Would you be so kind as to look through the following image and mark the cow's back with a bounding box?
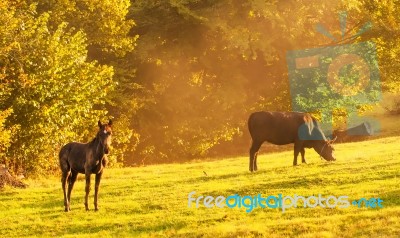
[248,111,310,145]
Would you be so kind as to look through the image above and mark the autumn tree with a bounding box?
[0,1,115,174]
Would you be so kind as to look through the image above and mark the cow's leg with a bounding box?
[94,172,103,211]
[67,171,78,210]
[84,172,91,211]
[61,170,71,212]
[293,141,302,166]
[249,141,262,172]
[300,147,307,164]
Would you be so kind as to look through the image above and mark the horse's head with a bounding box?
[318,137,337,161]
[97,120,112,154]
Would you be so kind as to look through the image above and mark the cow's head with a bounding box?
[318,137,337,161]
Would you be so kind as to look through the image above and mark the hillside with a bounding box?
[0,136,399,237]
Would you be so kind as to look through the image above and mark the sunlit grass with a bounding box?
[0,136,399,237]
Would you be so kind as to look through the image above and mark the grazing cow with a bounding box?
[248,111,336,172]
[59,120,112,212]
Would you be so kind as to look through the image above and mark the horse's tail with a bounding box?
[59,143,72,172]
[247,112,257,140]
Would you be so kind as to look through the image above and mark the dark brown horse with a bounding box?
[59,120,112,212]
[248,112,336,172]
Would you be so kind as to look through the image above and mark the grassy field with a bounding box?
[0,136,400,237]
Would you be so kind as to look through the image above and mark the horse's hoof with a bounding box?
[95,208,99,212]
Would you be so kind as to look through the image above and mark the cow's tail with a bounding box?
[59,143,72,172]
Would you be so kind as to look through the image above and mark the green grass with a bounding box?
[1,136,400,237]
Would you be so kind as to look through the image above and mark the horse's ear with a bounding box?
[108,119,112,127]
[327,136,337,144]
[98,120,102,128]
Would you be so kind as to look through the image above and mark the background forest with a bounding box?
[1,0,399,175]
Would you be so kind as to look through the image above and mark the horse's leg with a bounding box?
[300,147,307,164]
[94,172,103,211]
[249,141,262,172]
[61,171,71,212]
[293,141,302,166]
[254,151,259,172]
[67,171,78,210]
[84,172,91,211]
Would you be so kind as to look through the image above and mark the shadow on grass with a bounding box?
[41,220,188,236]
[183,157,400,192]
[196,169,399,197]
[183,164,294,184]
[379,189,400,207]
